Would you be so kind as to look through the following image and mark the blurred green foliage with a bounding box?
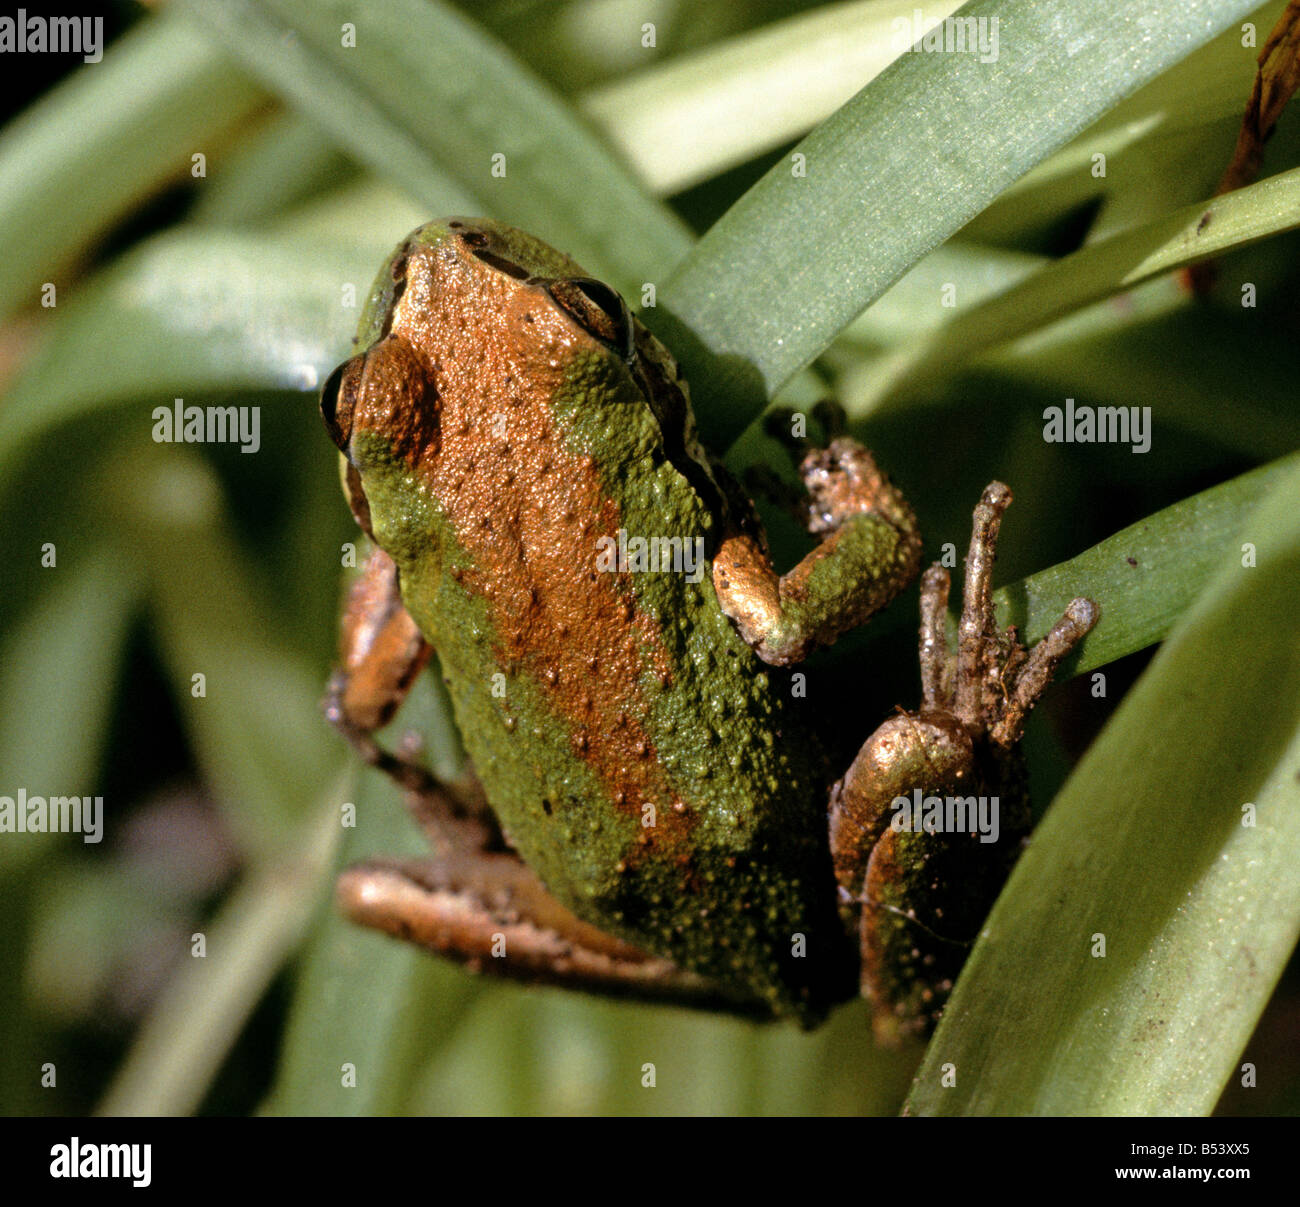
[0,0,1297,1116]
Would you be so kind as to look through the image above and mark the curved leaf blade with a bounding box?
[174,0,692,295]
[852,164,1300,412]
[0,13,267,322]
[655,0,1264,448]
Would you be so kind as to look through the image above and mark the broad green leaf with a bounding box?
[173,0,693,296]
[655,0,1264,449]
[581,0,966,195]
[907,459,1300,1115]
[834,241,1044,348]
[970,3,1283,243]
[0,12,268,323]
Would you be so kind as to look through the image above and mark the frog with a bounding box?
[318,217,1099,1038]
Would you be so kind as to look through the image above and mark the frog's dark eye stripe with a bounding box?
[468,245,531,279]
[543,277,634,360]
[321,354,365,454]
[379,240,412,340]
[451,222,532,277]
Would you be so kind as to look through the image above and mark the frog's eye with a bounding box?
[321,354,365,453]
[544,277,634,360]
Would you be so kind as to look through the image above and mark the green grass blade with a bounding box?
[994,452,1300,676]
[0,227,393,488]
[581,0,966,195]
[190,112,359,226]
[907,458,1300,1115]
[97,792,342,1116]
[0,12,267,323]
[104,444,338,850]
[969,4,1281,243]
[654,0,1264,449]
[174,0,692,295]
[261,763,482,1117]
[853,165,1300,411]
[0,552,139,873]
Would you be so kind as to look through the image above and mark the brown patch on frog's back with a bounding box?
[386,242,698,869]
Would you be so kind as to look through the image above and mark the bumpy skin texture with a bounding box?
[323,221,1097,1036]
[323,219,882,1022]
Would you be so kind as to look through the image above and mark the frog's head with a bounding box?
[320,218,719,561]
[319,218,639,542]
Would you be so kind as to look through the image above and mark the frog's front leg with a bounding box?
[326,546,438,792]
[828,483,1099,1042]
[326,547,774,1015]
[713,436,923,665]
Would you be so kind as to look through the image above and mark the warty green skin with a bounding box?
[339,220,858,1022]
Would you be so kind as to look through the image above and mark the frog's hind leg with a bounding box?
[339,853,775,1015]
[830,481,1100,1041]
[337,847,773,1016]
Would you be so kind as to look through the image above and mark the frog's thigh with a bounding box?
[713,438,921,665]
[338,850,773,1016]
[857,829,945,1043]
[861,825,983,1043]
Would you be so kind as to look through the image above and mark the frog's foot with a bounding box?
[920,482,1099,748]
[745,402,849,522]
[714,425,922,665]
[828,482,1098,1041]
[337,848,773,1017]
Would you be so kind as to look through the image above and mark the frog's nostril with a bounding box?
[321,355,364,452]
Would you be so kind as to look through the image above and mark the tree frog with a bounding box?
[320,218,1098,1039]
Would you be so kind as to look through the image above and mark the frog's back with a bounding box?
[342,219,853,1020]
